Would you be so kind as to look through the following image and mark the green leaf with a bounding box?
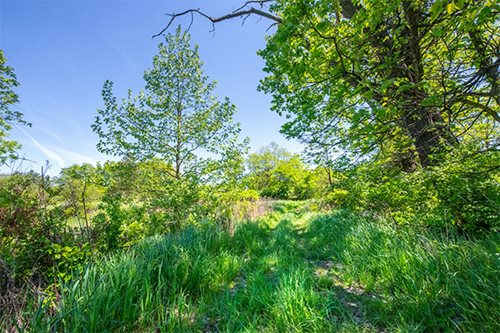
[446,2,455,15]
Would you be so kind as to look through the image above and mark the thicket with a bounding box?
[324,144,499,232]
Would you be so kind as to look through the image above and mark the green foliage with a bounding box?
[99,158,143,200]
[92,26,244,179]
[148,175,204,229]
[258,0,499,168]
[0,50,30,164]
[0,171,88,293]
[324,188,349,208]
[247,143,318,200]
[56,163,104,221]
[46,243,91,282]
[10,203,498,332]
[92,27,248,229]
[328,144,499,231]
[91,193,129,252]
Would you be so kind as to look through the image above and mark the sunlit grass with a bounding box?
[7,202,499,332]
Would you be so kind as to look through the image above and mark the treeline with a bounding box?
[2,133,498,308]
[0,144,325,299]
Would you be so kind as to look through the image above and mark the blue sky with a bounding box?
[0,0,303,175]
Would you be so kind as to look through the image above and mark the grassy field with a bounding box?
[9,201,499,332]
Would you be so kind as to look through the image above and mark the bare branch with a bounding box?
[233,0,275,13]
[454,97,500,123]
[153,7,282,38]
[266,22,279,32]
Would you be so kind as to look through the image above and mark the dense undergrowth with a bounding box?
[5,201,498,332]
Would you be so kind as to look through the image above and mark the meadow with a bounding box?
[8,201,498,332]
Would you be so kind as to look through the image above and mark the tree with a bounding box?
[259,0,499,168]
[247,142,292,191]
[0,50,29,164]
[92,27,246,227]
[161,0,499,168]
[57,163,104,232]
[246,143,314,199]
[93,27,243,179]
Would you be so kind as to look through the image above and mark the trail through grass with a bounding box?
[9,201,500,332]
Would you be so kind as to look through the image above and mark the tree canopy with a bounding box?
[257,0,499,168]
[163,0,499,169]
[92,27,245,180]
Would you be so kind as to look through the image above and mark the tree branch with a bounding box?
[153,7,282,38]
[454,97,500,123]
[233,0,275,13]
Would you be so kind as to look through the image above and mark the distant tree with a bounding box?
[247,143,314,199]
[57,163,103,222]
[92,27,243,180]
[99,157,142,200]
[0,50,30,164]
[247,142,292,191]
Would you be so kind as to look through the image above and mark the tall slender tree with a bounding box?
[93,27,244,179]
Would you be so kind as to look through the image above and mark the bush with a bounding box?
[0,172,91,308]
[328,147,499,232]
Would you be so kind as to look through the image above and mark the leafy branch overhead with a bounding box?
[160,0,499,168]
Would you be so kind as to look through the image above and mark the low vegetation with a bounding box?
[5,202,498,332]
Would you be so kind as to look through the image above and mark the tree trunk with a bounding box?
[175,104,182,179]
[401,93,443,167]
[398,2,455,167]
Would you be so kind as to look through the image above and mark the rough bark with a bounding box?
[397,2,452,166]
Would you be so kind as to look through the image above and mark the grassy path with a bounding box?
[15,201,500,332]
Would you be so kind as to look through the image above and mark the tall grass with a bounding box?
[5,202,499,332]
[303,211,500,332]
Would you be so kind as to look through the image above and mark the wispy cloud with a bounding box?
[18,127,66,168]
[48,146,100,166]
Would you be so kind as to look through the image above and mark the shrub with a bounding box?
[328,147,499,232]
